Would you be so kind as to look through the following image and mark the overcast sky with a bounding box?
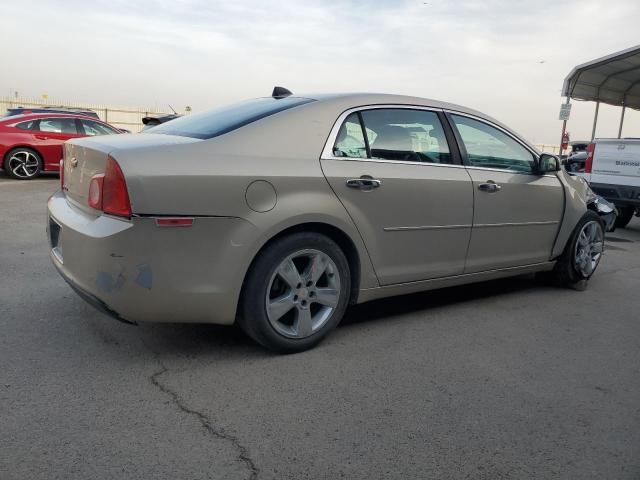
[2,0,639,144]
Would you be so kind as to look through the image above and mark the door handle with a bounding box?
[35,134,48,140]
[478,181,501,193]
[346,176,381,191]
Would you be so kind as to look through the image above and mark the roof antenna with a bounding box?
[272,86,292,99]
[168,104,177,114]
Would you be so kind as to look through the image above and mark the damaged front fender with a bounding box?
[587,195,618,232]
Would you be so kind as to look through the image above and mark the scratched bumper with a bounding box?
[47,190,256,325]
[58,271,136,325]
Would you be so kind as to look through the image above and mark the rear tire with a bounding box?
[4,148,42,180]
[552,211,605,289]
[238,232,351,353]
[614,206,635,229]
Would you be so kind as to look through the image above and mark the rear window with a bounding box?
[146,97,315,139]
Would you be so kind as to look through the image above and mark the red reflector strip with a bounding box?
[59,159,64,190]
[155,217,194,227]
[585,143,595,174]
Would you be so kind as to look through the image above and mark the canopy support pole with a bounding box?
[591,101,600,141]
[618,105,626,138]
[559,97,570,155]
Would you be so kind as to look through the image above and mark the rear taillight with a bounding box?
[87,156,131,218]
[585,143,595,174]
[103,156,131,217]
[88,174,104,209]
[59,159,64,189]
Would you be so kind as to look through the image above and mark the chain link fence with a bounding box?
[534,144,562,154]
[0,96,176,132]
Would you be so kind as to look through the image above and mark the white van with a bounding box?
[585,138,640,228]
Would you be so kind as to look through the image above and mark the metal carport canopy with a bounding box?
[562,44,640,109]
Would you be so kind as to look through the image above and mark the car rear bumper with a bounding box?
[590,182,640,208]
[57,269,136,325]
[47,190,257,325]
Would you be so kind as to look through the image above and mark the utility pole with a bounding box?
[558,97,571,156]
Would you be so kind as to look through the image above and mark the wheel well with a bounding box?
[244,222,361,305]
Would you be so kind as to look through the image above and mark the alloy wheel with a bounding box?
[8,151,40,178]
[265,249,341,339]
[574,220,604,277]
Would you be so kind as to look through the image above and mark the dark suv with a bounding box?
[3,107,99,119]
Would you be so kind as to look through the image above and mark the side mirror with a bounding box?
[538,153,559,173]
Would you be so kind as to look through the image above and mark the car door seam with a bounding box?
[550,173,568,260]
[318,158,382,286]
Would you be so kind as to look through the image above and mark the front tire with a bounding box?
[552,211,605,288]
[238,232,351,353]
[4,148,42,180]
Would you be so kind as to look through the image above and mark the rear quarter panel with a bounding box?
[0,130,44,169]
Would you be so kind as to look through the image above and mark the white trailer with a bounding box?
[585,138,640,227]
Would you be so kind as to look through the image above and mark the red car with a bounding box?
[0,113,122,180]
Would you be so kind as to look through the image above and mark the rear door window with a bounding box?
[333,108,452,164]
[38,118,79,134]
[362,109,452,163]
[451,115,535,173]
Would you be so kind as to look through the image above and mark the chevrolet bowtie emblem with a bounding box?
[70,157,78,168]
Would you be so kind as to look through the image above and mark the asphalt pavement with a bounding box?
[1,175,639,480]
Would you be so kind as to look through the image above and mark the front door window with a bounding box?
[451,115,535,173]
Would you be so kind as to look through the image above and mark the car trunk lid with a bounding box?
[62,134,199,214]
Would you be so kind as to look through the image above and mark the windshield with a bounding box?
[145,97,315,139]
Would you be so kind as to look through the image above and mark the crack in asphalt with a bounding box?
[146,350,259,480]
